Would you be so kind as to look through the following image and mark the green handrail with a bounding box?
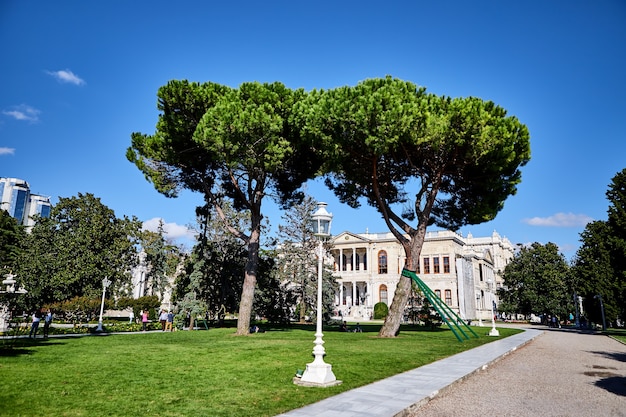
[402,269,478,342]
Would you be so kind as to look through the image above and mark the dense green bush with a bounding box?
[103,321,162,332]
[374,302,389,319]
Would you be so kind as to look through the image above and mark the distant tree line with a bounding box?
[0,191,335,328]
[498,168,626,327]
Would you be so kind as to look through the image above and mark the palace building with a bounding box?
[328,229,514,322]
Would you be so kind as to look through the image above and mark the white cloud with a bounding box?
[142,217,197,242]
[0,147,15,155]
[46,69,85,86]
[2,105,40,122]
[523,212,593,227]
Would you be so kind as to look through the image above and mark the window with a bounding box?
[433,257,440,274]
[423,257,430,274]
[14,189,28,224]
[479,264,483,281]
[40,204,51,218]
[379,284,388,304]
[445,289,452,306]
[378,250,388,274]
[435,289,441,299]
[355,253,360,270]
[443,256,450,273]
[363,252,367,271]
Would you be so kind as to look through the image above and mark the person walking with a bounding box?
[141,310,149,331]
[29,311,41,338]
[165,311,174,332]
[43,309,53,338]
[159,310,168,331]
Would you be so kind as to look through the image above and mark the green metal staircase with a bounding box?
[402,268,478,342]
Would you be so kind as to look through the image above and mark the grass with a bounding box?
[606,328,626,344]
[0,323,521,417]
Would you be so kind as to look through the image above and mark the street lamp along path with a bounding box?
[294,202,342,387]
[96,277,112,332]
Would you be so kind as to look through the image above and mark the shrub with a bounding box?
[373,302,389,319]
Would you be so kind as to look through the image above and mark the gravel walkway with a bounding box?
[407,327,626,417]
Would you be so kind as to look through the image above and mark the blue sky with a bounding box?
[1,1,625,260]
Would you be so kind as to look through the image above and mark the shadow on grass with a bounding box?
[0,338,67,357]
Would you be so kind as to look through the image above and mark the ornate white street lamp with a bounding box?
[96,277,112,332]
[489,299,500,337]
[296,202,341,387]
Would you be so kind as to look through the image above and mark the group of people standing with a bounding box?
[136,309,173,331]
[29,309,53,338]
[158,310,175,331]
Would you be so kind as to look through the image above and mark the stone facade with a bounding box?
[329,230,514,322]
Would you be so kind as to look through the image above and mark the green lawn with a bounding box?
[606,328,626,344]
[0,324,520,417]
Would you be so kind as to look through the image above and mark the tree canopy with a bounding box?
[572,168,626,325]
[0,208,25,272]
[13,193,141,311]
[498,242,572,319]
[299,76,530,336]
[128,81,322,334]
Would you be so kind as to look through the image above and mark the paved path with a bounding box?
[277,327,626,417]
[408,328,626,417]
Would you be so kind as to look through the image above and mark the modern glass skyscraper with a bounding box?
[0,177,52,227]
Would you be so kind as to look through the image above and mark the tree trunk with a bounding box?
[299,296,306,323]
[235,227,260,335]
[378,223,428,337]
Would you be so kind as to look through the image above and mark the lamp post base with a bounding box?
[294,362,342,387]
[488,327,500,337]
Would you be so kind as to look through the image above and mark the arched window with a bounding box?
[379,284,388,305]
[378,250,388,274]
[444,289,452,306]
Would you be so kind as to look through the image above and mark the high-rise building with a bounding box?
[0,177,52,228]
